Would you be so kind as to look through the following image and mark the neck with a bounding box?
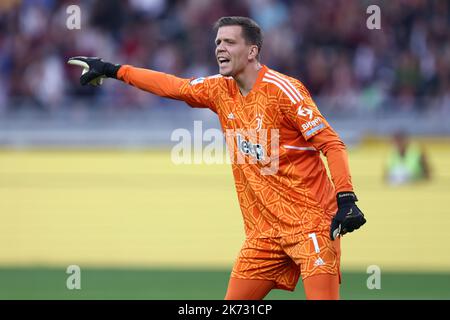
[234,62,262,96]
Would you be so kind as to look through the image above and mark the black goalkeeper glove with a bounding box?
[330,192,366,240]
[67,56,121,86]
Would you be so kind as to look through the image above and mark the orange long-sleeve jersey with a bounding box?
[118,65,354,238]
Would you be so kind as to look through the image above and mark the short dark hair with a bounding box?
[214,16,263,60]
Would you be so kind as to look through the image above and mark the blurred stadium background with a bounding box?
[0,0,449,299]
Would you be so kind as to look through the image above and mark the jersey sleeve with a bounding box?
[282,80,328,140]
[279,78,354,192]
[179,76,218,113]
[309,128,354,193]
[117,65,217,112]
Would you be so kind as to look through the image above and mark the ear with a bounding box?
[248,45,259,60]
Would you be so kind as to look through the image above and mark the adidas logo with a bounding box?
[314,257,325,266]
[227,113,235,119]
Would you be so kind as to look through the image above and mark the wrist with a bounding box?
[336,191,358,207]
[103,62,122,78]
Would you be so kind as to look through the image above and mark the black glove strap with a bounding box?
[103,63,122,79]
[336,191,358,207]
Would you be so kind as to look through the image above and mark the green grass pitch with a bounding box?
[1,267,449,299]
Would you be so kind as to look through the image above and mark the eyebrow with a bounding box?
[215,38,235,45]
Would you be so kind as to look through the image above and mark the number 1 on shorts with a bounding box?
[308,233,320,253]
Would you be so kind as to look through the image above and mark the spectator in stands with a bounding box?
[0,0,448,112]
[384,130,431,185]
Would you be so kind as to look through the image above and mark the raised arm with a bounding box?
[117,65,187,100]
[67,56,216,110]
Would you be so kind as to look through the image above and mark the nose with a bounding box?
[216,42,225,53]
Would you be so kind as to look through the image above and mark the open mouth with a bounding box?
[218,57,230,66]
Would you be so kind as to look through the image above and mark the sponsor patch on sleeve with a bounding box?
[189,77,205,85]
[300,116,327,139]
[297,106,313,120]
[305,123,325,137]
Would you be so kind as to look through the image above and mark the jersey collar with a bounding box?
[252,64,268,92]
[234,64,268,98]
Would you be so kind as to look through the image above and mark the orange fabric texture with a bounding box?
[117,65,354,238]
[230,232,341,291]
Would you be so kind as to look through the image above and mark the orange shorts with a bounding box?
[231,230,341,291]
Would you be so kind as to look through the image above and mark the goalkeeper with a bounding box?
[68,16,366,300]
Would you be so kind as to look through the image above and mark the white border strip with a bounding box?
[264,73,301,102]
[283,145,317,151]
[267,70,304,100]
[262,78,297,104]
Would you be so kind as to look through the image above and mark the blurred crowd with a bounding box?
[0,0,449,114]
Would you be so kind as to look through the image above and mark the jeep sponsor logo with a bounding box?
[236,134,265,161]
[302,117,322,131]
